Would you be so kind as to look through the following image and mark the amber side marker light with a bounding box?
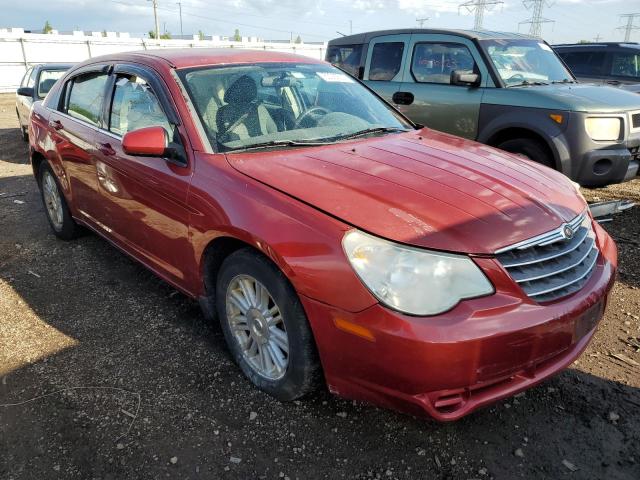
[550,114,564,124]
[334,317,376,342]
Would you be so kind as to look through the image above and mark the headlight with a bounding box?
[342,230,494,316]
[585,117,622,141]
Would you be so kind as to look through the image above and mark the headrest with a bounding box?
[39,78,57,95]
[224,75,257,105]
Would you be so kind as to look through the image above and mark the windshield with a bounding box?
[480,39,574,86]
[178,62,411,152]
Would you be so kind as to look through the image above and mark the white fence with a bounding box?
[0,32,328,92]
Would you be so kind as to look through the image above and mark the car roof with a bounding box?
[327,29,535,46]
[553,42,640,50]
[76,48,325,70]
[33,63,75,70]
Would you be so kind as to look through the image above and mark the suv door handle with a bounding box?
[606,80,621,85]
[97,142,116,156]
[392,91,414,105]
[49,119,64,131]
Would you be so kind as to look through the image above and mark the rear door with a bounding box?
[362,34,410,105]
[397,34,490,139]
[94,65,195,286]
[49,66,111,224]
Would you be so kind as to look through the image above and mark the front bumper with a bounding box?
[302,222,617,421]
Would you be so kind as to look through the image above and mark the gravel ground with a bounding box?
[0,93,639,480]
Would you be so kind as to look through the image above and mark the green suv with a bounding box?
[327,29,640,187]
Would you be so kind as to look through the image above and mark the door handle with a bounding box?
[606,80,621,85]
[392,91,415,106]
[49,119,64,131]
[97,142,116,156]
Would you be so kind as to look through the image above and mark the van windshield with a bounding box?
[178,62,411,152]
[480,39,575,87]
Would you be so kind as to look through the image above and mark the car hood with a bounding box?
[483,83,640,113]
[226,129,586,254]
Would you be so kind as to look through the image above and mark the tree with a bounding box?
[160,32,172,39]
[233,29,241,41]
[102,30,107,37]
[294,35,302,44]
[148,30,157,39]
[198,30,205,41]
[43,21,53,34]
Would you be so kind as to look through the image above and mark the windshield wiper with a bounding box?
[333,127,409,141]
[551,78,577,84]
[507,80,550,88]
[225,139,331,153]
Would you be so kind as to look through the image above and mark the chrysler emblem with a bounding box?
[562,224,575,240]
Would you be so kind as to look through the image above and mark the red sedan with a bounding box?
[28,49,617,421]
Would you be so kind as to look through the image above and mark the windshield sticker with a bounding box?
[538,43,553,52]
[317,72,354,83]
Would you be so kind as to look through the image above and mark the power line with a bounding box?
[459,1,503,30]
[519,0,554,37]
[618,13,640,42]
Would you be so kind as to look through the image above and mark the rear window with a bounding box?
[326,44,363,78]
[369,42,405,81]
[558,50,606,76]
[610,52,640,79]
[66,73,108,126]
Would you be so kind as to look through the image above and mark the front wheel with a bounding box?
[39,162,79,240]
[216,248,321,401]
[497,138,554,168]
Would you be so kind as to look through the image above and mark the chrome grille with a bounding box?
[495,211,599,303]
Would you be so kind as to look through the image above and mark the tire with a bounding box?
[38,162,78,240]
[216,248,321,401]
[497,138,554,168]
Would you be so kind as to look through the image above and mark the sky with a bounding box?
[0,0,638,44]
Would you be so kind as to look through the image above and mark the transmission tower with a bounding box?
[520,0,554,38]
[459,1,503,30]
[618,13,640,42]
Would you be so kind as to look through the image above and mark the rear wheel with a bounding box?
[497,138,554,168]
[39,162,78,240]
[216,248,321,401]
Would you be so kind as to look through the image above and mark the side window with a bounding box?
[109,75,172,136]
[26,67,38,88]
[20,67,33,87]
[411,43,477,84]
[37,70,66,99]
[368,42,404,81]
[610,52,640,79]
[559,51,606,75]
[326,44,363,78]
[66,73,109,126]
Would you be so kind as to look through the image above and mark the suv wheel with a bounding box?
[216,248,321,401]
[497,138,554,168]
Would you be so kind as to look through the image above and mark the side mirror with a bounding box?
[17,87,34,97]
[122,126,168,157]
[450,70,480,87]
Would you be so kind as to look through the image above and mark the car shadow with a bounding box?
[0,172,639,480]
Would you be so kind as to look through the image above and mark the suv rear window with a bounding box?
[611,52,640,78]
[326,44,363,78]
[369,42,405,81]
[66,73,108,126]
[558,51,606,75]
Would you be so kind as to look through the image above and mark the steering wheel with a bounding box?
[294,106,330,129]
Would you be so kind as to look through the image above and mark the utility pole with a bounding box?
[416,18,429,28]
[349,20,353,34]
[520,0,554,38]
[618,13,640,42]
[148,0,160,40]
[177,1,183,38]
[594,33,602,42]
[459,1,503,31]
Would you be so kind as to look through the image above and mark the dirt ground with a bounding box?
[0,92,638,480]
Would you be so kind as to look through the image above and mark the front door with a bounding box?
[95,69,195,287]
[397,34,490,140]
